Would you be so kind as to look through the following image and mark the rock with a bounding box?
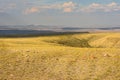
[103,54,111,57]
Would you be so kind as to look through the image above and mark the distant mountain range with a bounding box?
[0,25,120,37]
[0,25,120,31]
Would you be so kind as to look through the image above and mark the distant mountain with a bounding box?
[0,25,61,31]
[62,27,120,31]
[0,29,87,37]
[0,25,120,33]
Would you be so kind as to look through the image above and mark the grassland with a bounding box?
[0,32,120,80]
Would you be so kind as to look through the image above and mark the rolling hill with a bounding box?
[0,32,120,80]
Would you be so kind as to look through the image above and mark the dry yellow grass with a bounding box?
[0,32,120,80]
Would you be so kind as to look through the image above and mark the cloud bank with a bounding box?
[80,2,120,13]
[23,1,76,14]
[1,1,120,14]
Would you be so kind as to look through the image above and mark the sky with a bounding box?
[0,0,120,28]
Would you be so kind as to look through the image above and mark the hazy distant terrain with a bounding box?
[0,25,120,37]
[0,25,120,31]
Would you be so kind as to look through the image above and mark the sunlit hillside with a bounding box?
[0,32,120,80]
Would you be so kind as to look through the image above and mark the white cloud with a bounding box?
[107,2,117,7]
[62,1,76,12]
[24,7,39,14]
[79,2,120,13]
[23,2,120,14]
[23,1,76,14]
[80,3,104,12]
[63,8,73,12]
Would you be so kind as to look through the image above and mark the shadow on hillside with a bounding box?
[45,36,92,48]
[0,30,89,38]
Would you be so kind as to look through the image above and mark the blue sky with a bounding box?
[0,0,120,27]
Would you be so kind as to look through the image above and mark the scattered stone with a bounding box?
[103,54,111,57]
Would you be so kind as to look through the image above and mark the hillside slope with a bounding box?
[0,32,120,80]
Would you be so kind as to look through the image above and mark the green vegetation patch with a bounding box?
[46,36,91,48]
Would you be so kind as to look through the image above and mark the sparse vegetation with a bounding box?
[47,36,91,48]
[0,32,120,80]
